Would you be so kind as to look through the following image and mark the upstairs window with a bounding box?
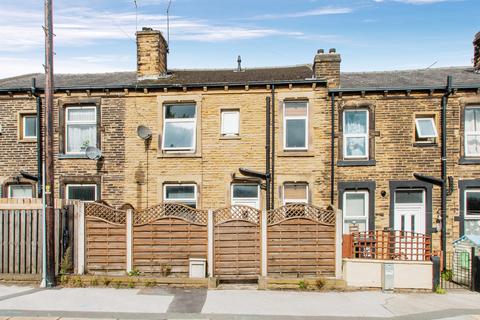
[162,104,196,151]
[465,106,480,157]
[66,106,97,154]
[221,110,240,136]
[231,184,260,209]
[21,114,37,140]
[465,190,480,218]
[415,115,438,143]
[343,110,368,159]
[164,184,197,208]
[283,183,308,205]
[8,185,33,198]
[283,101,308,150]
[66,184,97,202]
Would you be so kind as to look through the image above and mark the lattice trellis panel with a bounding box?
[267,204,335,226]
[213,205,260,225]
[85,202,126,225]
[134,203,208,226]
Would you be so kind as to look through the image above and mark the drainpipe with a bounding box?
[271,85,276,209]
[31,78,43,198]
[441,76,453,270]
[266,97,271,210]
[330,92,335,205]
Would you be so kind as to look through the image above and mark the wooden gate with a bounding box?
[267,204,336,278]
[213,206,260,280]
[133,203,208,276]
[85,203,127,275]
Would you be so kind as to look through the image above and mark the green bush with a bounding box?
[298,280,308,290]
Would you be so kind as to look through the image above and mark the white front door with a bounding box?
[394,189,426,234]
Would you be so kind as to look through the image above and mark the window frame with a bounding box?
[231,183,260,209]
[65,184,98,202]
[65,106,97,155]
[163,183,198,207]
[220,109,240,137]
[342,190,369,233]
[283,101,309,151]
[343,109,369,160]
[464,189,480,219]
[464,106,480,157]
[8,184,34,199]
[415,117,438,139]
[22,114,37,140]
[282,183,308,205]
[162,104,197,152]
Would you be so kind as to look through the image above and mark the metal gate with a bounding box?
[213,206,260,281]
[441,250,476,290]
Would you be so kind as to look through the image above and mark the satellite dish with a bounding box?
[137,125,152,140]
[85,146,102,160]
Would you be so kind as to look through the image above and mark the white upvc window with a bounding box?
[162,104,197,151]
[465,106,480,157]
[343,190,369,233]
[415,117,438,139]
[343,110,369,159]
[221,110,240,136]
[66,184,97,202]
[164,184,197,208]
[465,189,480,218]
[283,101,308,150]
[283,183,308,205]
[65,106,97,154]
[22,114,37,140]
[231,184,260,209]
[8,185,33,198]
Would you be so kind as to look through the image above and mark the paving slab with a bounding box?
[0,287,173,314]
[202,290,393,317]
[0,287,35,300]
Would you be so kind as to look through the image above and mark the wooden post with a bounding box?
[207,209,214,277]
[76,202,85,275]
[261,209,267,277]
[126,209,133,273]
[335,208,343,279]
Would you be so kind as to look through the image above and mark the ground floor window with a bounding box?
[343,190,368,233]
[8,184,33,198]
[164,184,197,208]
[231,184,260,209]
[283,183,308,205]
[66,184,97,202]
[465,189,480,236]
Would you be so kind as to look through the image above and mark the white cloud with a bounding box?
[250,7,353,20]
[375,0,449,4]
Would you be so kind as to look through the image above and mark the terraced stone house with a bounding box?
[0,28,480,254]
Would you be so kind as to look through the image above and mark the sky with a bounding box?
[0,0,479,78]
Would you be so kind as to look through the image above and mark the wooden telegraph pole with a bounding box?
[44,0,56,287]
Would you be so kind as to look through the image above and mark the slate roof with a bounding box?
[0,65,315,89]
[0,65,479,91]
[340,66,480,89]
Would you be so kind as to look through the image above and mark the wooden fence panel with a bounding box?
[0,209,43,274]
[85,203,127,275]
[214,206,261,280]
[267,204,336,278]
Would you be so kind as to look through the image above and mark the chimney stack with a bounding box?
[136,27,168,80]
[313,48,341,88]
[474,32,480,73]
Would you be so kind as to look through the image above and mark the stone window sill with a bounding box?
[157,152,202,159]
[337,160,376,167]
[58,154,89,160]
[413,142,438,148]
[278,151,315,157]
[458,157,480,165]
[219,135,241,140]
[18,139,37,143]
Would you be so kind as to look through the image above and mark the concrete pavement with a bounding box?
[0,285,478,319]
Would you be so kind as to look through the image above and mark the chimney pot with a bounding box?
[329,48,336,54]
[317,49,324,54]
